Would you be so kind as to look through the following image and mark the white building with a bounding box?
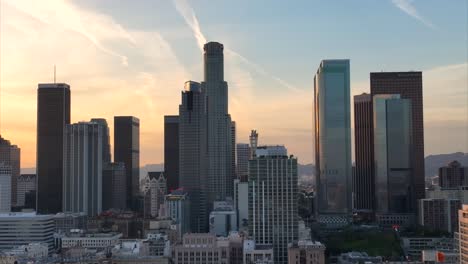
[209,200,237,237]
[243,240,274,264]
[61,230,122,250]
[0,212,55,252]
[63,121,104,216]
[16,174,35,207]
[0,164,11,212]
[4,243,49,258]
[145,172,167,218]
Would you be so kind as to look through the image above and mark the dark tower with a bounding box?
[164,115,179,191]
[36,83,70,213]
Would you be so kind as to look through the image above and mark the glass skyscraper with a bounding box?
[373,94,413,214]
[314,60,352,217]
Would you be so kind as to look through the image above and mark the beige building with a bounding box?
[288,241,325,264]
[459,204,468,263]
[172,233,243,264]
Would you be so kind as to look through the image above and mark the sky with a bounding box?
[0,0,467,168]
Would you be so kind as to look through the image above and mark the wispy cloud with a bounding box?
[391,0,436,29]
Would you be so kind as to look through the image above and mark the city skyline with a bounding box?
[0,0,467,168]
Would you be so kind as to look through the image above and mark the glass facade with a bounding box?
[314,60,352,215]
[373,95,413,214]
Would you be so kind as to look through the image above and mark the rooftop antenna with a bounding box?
[54,65,56,84]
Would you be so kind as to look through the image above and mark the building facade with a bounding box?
[164,115,179,191]
[371,71,424,212]
[459,205,468,263]
[0,136,20,207]
[37,83,71,214]
[314,60,352,217]
[16,174,35,207]
[249,146,299,263]
[202,42,234,209]
[353,93,374,212]
[236,143,250,181]
[0,212,55,252]
[165,190,190,236]
[54,212,88,234]
[63,121,104,216]
[102,162,127,210]
[287,240,326,264]
[234,179,249,230]
[0,165,11,212]
[374,95,413,215]
[171,233,233,264]
[243,240,274,264]
[418,198,461,233]
[178,80,208,232]
[439,160,468,188]
[144,172,167,218]
[114,116,140,210]
[209,200,237,237]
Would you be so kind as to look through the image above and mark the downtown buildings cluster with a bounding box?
[0,41,467,264]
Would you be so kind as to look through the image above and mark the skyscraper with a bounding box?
[230,121,236,196]
[438,160,468,188]
[374,95,413,215]
[248,145,298,264]
[114,116,140,209]
[90,118,111,163]
[63,121,104,216]
[371,71,424,212]
[353,93,374,212]
[202,42,233,206]
[102,162,126,211]
[0,165,11,212]
[236,143,250,181]
[0,136,20,207]
[179,81,207,232]
[164,115,179,191]
[37,83,71,214]
[314,60,352,218]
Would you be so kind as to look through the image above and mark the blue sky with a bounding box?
[0,0,466,166]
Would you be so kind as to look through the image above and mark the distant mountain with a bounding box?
[425,152,468,177]
[298,163,315,185]
[140,163,164,180]
[20,168,36,175]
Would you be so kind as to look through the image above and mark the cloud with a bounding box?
[391,0,436,29]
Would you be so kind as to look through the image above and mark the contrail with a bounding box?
[391,0,436,29]
[172,0,302,93]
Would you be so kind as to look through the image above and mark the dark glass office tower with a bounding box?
[114,116,140,210]
[179,81,207,232]
[371,72,424,212]
[36,83,70,214]
[90,118,111,164]
[353,93,374,212]
[164,115,179,191]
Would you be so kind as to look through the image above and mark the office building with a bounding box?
[164,115,179,191]
[418,198,460,233]
[0,165,11,212]
[427,186,468,204]
[36,83,71,214]
[114,116,140,209]
[202,42,234,208]
[0,136,20,207]
[90,118,111,163]
[165,189,190,237]
[60,230,122,250]
[16,174,36,207]
[374,95,413,216]
[144,172,167,217]
[102,162,127,210]
[236,143,250,181]
[0,212,55,252]
[353,93,374,212]
[249,146,298,263]
[63,121,104,216]
[314,60,352,218]
[287,240,326,264]
[231,121,236,190]
[178,80,208,232]
[234,179,249,230]
[209,200,237,237]
[171,233,237,264]
[54,212,88,234]
[371,71,424,211]
[439,160,468,188]
[459,205,468,263]
[243,240,274,264]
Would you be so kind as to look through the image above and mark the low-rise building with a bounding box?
[288,240,325,264]
[0,212,55,252]
[61,230,122,250]
[55,212,88,234]
[243,240,274,264]
[337,252,382,264]
[401,237,455,261]
[172,233,237,264]
[147,233,171,257]
[3,243,49,258]
[418,198,460,233]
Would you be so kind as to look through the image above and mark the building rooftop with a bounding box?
[0,212,54,219]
